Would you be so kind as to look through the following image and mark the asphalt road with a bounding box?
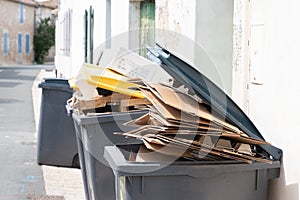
[0,66,50,199]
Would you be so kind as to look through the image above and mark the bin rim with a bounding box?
[38,78,74,93]
[38,82,74,93]
[104,145,281,178]
[72,110,149,126]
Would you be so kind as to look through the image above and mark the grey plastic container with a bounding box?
[72,110,147,200]
[104,144,281,200]
[73,120,90,200]
[37,78,79,168]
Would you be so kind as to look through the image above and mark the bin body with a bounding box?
[121,169,272,200]
[73,121,90,200]
[72,111,147,200]
[104,145,281,200]
[37,78,78,168]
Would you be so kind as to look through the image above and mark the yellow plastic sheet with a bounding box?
[73,63,145,98]
[87,75,145,98]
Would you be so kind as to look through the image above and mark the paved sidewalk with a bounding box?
[32,68,85,200]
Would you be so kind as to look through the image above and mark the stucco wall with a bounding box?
[155,0,196,64]
[155,0,233,94]
[231,0,251,111]
[0,0,35,65]
[248,1,300,199]
[232,0,300,199]
[195,0,234,94]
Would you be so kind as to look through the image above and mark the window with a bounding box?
[20,3,24,23]
[25,34,30,54]
[18,33,22,54]
[106,0,111,48]
[61,9,72,56]
[3,32,8,55]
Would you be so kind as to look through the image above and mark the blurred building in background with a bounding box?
[0,0,57,65]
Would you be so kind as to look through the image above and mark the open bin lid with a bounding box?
[147,45,282,161]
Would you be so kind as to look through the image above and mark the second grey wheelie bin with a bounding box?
[37,78,79,168]
[72,110,147,200]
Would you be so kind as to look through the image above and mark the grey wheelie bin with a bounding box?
[72,110,147,200]
[101,45,282,200]
[104,144,281,200]
[37,78,79,168]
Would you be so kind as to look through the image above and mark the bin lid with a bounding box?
[147,44,282,160]
[38,78,74,93]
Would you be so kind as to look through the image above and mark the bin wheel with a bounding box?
[72,154,80,168]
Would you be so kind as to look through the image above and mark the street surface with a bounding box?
[0,66,46,199]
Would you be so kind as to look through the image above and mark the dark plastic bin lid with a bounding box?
[38,78,74,93]
[147,44,282,160]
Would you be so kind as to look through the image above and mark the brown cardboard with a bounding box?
[125,111,225,132]
[142,139,193,158]
[136,145,179,162]
[141,86,242,134]
[221,132,269,145]
[147,83,242,134]
[116,82,272,163]
[123,113,151,126]
[236,144,254,156]
[140,88,199,123]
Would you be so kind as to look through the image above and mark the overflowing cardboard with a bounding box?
[69,51,274,164]
[117,83,272,164]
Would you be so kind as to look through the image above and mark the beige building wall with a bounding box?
[0,0,57,65]
[0,0,35,65]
